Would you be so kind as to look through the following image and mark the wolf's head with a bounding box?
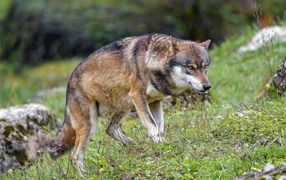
[167,36,211,93]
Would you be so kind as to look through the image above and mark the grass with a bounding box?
[1,22,286,179]
[0,59,80,109]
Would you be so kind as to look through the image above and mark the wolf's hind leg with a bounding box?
[149,100,164,135]
[106,112,133,145]
[69,98,98,177]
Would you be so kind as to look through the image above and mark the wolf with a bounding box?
[49,34,211,176]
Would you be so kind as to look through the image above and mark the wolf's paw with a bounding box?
[73,160,88,177]
[122,136,134,146]
[148,134,165,143]
[72,152,88,177]
[77,167,88,178]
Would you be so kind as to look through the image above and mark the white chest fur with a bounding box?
[146,81,167,102]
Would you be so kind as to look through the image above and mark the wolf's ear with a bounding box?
[200,39,211,50]
[169,36,176,56]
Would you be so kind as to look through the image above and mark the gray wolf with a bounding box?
[49,34,211,176]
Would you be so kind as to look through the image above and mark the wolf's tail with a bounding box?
[49,113,76,159]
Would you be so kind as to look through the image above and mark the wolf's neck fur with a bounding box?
[144,34,170,70]
[145,34,186,96]
[149,69,185,96]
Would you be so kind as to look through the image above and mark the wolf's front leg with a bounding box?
[149,100,164,136]
[130,93,163,143]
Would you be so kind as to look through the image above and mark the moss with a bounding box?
[3,125,14,137]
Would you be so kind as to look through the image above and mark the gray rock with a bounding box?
[237,26,286,53]
[0,103,61,173]
[235,164,286,180]
[263,163,275,172]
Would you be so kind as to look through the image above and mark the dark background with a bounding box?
[0,0,285,71]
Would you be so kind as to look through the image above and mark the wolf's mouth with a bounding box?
[189,83,207,93]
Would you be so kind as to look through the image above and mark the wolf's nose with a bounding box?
[203,83,212,90]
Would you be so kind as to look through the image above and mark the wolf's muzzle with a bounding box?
[203,83,212,91]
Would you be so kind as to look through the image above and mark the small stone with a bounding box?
[242,171,256,178]
[214,115,224,120]
[263,163,275,172]
[235,112,244,117]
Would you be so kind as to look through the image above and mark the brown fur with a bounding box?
[49,34,211,176]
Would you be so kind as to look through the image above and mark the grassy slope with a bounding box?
[1,23,286,179]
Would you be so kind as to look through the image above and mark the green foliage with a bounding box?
[1,0,286,70]
[0,0,10,20]
[2,100,285,179]
[0,59,80,108]
[208,26,286,104]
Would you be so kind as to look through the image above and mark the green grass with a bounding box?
[1,22,286,179]
[0,59,80,108]
[208,25,286,104]
[2,100,285,179]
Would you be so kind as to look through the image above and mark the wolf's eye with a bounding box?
[187,65,196,70]
[202,64,208,69]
